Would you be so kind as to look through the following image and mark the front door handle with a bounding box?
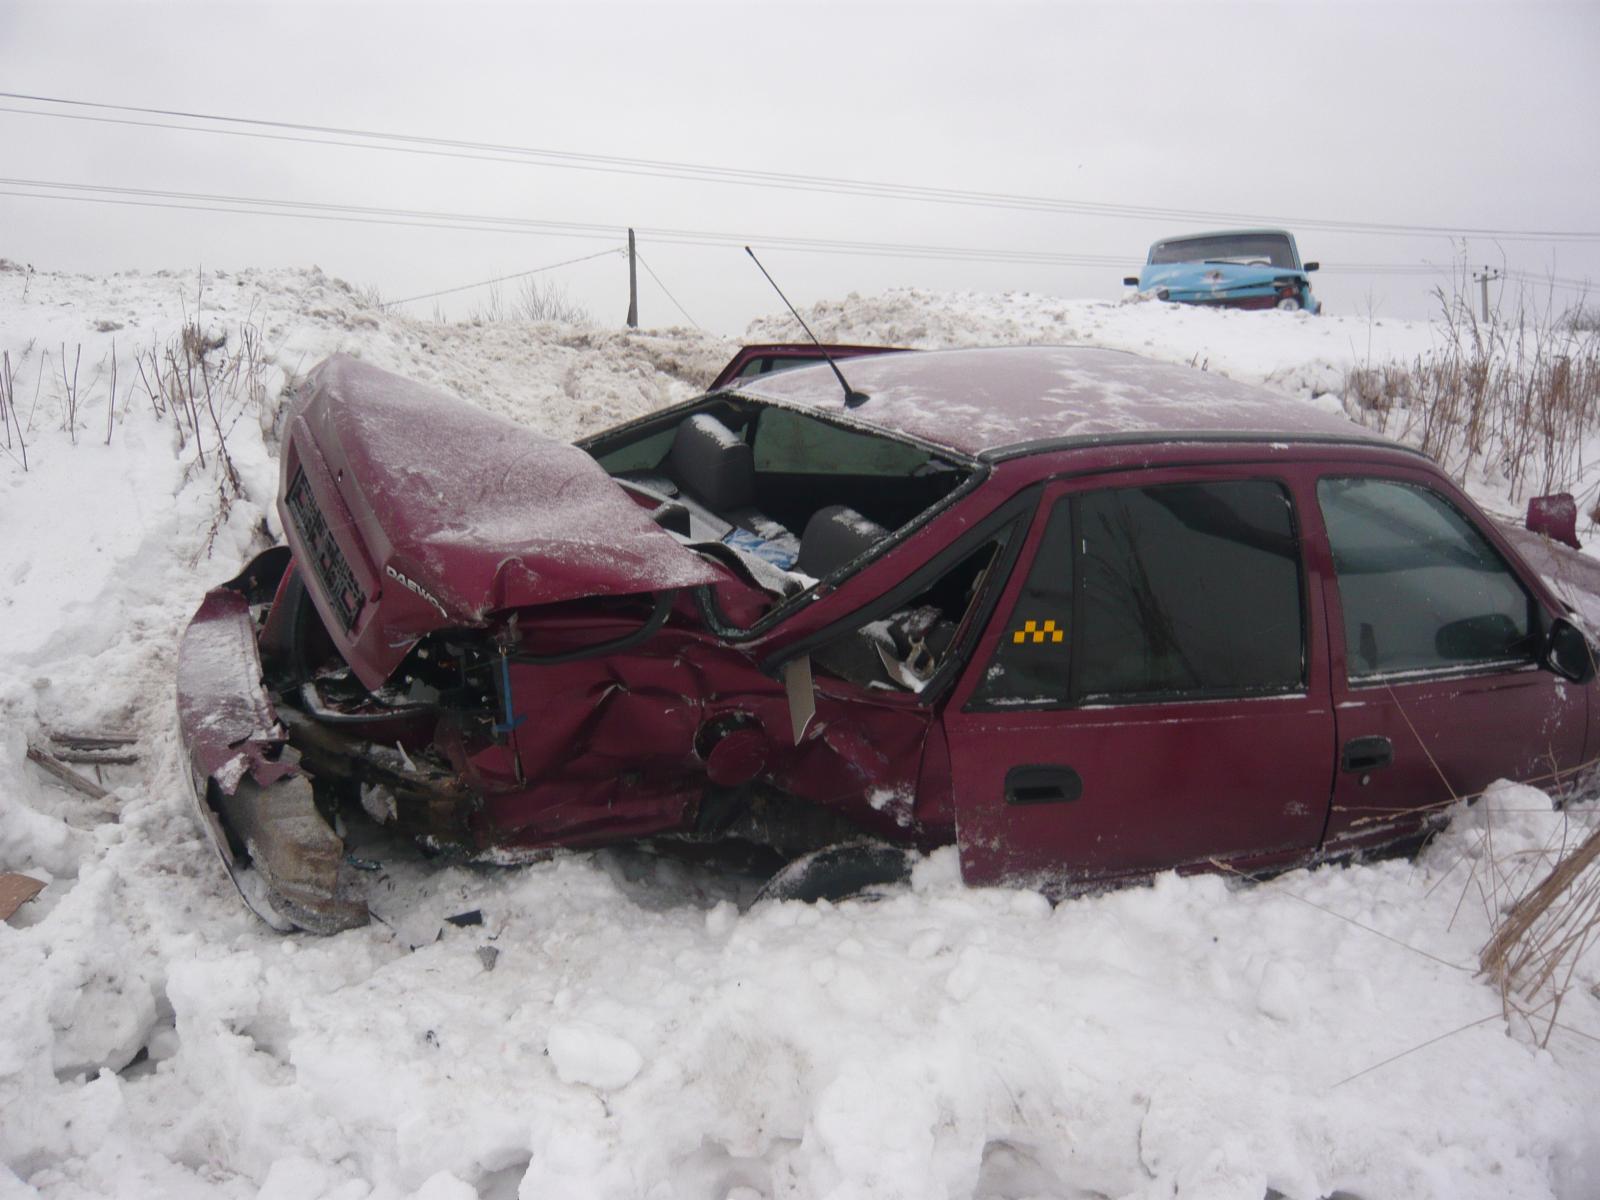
[1341,735,1393,773]
[1005,764,1083,805]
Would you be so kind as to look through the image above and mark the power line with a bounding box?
[633,249,703,330]
[384,248,623,308]
[3,176,1588,296]
[3,91,1599,243]
[0,177,1139,266]
[0,185,628,242]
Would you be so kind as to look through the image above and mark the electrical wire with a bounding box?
[0,177,1143,266]
[3,91,1598,243]
[3,176,1590,297]
[633,249,703,330]
[383,248,623,308]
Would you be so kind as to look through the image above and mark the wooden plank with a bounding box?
[50,750,139,766]
[25,745,110,800]
[49,731,138,750]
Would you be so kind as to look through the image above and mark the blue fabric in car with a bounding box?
[723,527,799,570]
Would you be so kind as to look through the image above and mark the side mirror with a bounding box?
[1544,617,1596,683]
[1123,276,1140,287]
[1302,261,1320,273]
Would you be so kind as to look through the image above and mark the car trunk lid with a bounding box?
[281,355,723,687]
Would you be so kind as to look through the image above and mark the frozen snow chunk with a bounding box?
[547,1021,643,1090]
[909,845,962,893]
[257,1157,362,1200]
[167,952,263,1027]
[906,929,945,959]
[1255,960,1304,1023]
[1008,890,1051,919]
[704,899,737,937]
[409,1171,478,1200]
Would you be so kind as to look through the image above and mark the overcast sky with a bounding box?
[2,0,1596,334]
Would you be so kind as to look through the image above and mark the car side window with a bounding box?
[973,479,1304,708]
[972,499,1073,705]
[1317,477,1538,680]
[811,534,1008,694]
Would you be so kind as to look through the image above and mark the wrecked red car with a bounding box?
[177,348,1598,932]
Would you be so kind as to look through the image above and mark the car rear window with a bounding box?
[751,406,932,477]
[973,479,1305,707]
[1148,233,1296,268]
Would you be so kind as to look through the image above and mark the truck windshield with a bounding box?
[1148,233,1297,268]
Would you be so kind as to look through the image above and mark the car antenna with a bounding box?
[744,246,869,408]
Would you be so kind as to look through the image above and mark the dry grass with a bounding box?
[466,277,590,325]
[1562,303,1600,334]
[133,315,267,558]
[0,349,26,470]
[1478,812,1600,1048]
[1344,279,1600,506]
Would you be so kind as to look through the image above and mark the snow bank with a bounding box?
[745,286,1443,406]
[1,265,1597,1200]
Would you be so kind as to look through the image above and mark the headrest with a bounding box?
[797,505,888,578]
[669,414,754,512]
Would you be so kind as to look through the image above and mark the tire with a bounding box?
[277,566,344,686]
[1276,297,1301,312]
[756,841,915,904]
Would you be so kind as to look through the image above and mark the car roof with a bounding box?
[1153,228,1297,244]
[728,345,1399,462]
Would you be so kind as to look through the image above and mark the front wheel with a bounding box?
[1276,296,1302,312]
[756,841,915,904]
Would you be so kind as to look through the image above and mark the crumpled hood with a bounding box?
[1138,261,1307,297]
[280,356,722,685]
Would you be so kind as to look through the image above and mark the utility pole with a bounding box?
[1472,266,1502,324]
[626,229,638,329]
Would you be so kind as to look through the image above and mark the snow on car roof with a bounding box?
[1153,227,1295,244]
[729,345,1392,461]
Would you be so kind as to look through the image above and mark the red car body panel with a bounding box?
[735,346,1386,459]
[280,357,724,689]
[1307,462,1590,856]
[943,447,1591,886]
[176,565,300,795]
[945,459,1339,887]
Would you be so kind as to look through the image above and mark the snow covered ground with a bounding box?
[1,264,1598,1200]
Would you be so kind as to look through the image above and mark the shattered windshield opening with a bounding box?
[585,398,972,612]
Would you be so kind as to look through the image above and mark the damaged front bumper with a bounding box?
[175,549,368,933]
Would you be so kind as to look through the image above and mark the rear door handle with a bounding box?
[1005,764,1083,805]
[1341,735,1393,773]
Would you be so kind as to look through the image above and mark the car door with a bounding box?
[1308,469,1588,855]
[944,465,1336,889]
